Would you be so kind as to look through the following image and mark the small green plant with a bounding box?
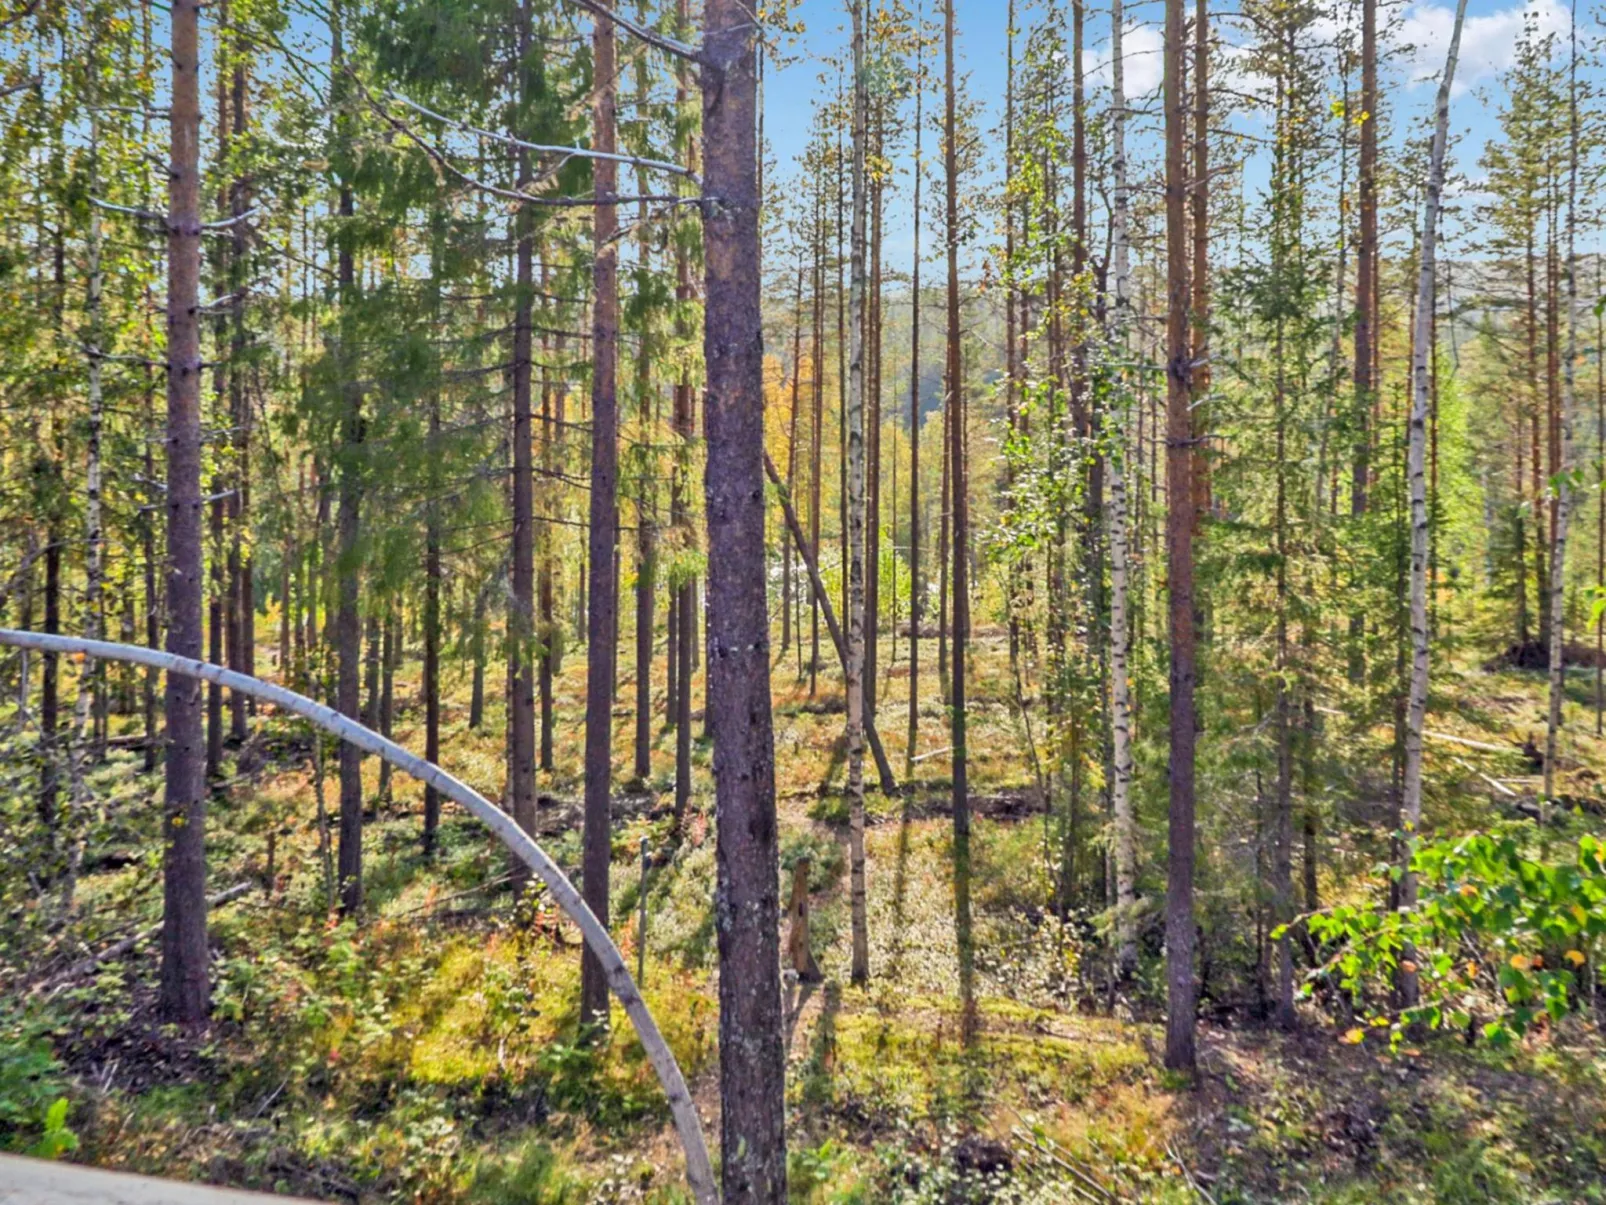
[1290,828,1606,1049]
[0,1021,76,1158]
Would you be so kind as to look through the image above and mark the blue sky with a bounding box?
[760,0,1596,272]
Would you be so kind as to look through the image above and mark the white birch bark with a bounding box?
[1108,0,1137,977]
[1402,0,1469,952]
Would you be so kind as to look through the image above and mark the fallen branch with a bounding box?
[42,881,253,992]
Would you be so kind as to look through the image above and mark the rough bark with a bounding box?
[1163,0,1198,1073]
[333,4,365,919]
[845,0,871,988]
[580,0,620,1034]
[943,0,974,1044]
[160,0,210,1022]
[1544,2,1580,812]
[702,0,787,1197]
[1109,0,1137,979]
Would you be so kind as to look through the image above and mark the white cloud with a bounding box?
[1398,0,1568,92]
[1087,22,1166,99]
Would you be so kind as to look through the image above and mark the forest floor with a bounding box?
[2,612,1604,1203]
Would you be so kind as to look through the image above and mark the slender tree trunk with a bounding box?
[510,0,538,867]
[580,0,620,1033]
[845,0,871,988]
[702,0,786,1196]
[228,52,252,744]
[943,0,974,1043]
[40,535,59,841]
[160,0,210,1022]
[540,329,557,773]
[1191,0,1210,524]
[1163,0,1198,1073]
[424,394,441,855]
[333,4,365,919]
[1350,0,1377,680]
[783,260,806,656]
[1109,0,1138,979]
[907,32,923,777]
[1544,1,1580,813]
[1401,0,1470,1004]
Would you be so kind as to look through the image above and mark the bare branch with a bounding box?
[89,197,164,223]
[201,206,261,231]
[564,0,702,62]
[390,92,699,185]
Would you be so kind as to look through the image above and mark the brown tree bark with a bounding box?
[943,0,974,1044]
[1163,0,1199,1073]
[703,0,786,1195]
[333,3,365,919]
[580,0,620,1034]
[510,0,538,869]
[907,30,923,776]
[160,0,211,1023]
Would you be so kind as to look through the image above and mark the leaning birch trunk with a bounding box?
[0,628,716,1205]
[1544,2,1580,816]
[1107,0,1138,980]
[1401,0,1469,1004]
[845,0,871,989]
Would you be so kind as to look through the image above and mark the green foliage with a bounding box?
[0,1018,76,1158]
[1295,828,1606,1049]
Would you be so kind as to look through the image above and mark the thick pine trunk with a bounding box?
[160,0,210,1022]
[703,0,787,1197]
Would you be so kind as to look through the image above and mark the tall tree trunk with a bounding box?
[907,30,923,776]
[783,260,806,657]
[40,534,59,842]
[1401,0,1470,1004]
[943,0,974,1043]
[845,0,870,988]
[160,0,210,1023]
[228,51,252,744]
[580,0,620,1034]
[424,389,442,855]
[1163,0,1198,1073]
[1544,0,1581,813]
[866,103,883,726]
[1191,0,1210,524]
[702,0,787,1197]
[1350,0,1377,680]
[333,4,365,919]
[1109,0,1138,979]
[509,1,538,875]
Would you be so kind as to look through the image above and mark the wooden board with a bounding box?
[0,1155,320,1204]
